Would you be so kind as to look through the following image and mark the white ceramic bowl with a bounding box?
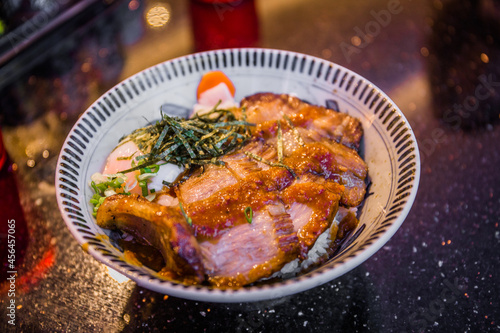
[55,48,420,302]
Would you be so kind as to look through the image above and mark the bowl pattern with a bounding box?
[55,48,420,302]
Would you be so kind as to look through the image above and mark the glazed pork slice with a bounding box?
[246,118,368,207]
[237,93,363,151]
[178,160,293,239]
[96,194,205,283]
[200,203,299,287]
[176,138,364,258]
[281,174,343,256]
[96,194,300,287]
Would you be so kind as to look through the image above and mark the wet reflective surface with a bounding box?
[0,0,499,331]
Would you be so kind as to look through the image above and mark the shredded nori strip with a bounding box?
[118,107,254,173]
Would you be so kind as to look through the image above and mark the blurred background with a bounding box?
[0,0,499,332]
[1,0,499,129]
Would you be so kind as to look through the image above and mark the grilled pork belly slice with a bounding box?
[249,119,367,207]
[287,141,367,207]
[176,140,360,258]
[96,194,205,283]
[179,164,238,205]
[97,194,300,288]
[281,175,343,256]
[238,93,363,151]
[200,204,299,288]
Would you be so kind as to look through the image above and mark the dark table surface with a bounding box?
[0,0,499,332]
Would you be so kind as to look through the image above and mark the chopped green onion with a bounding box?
[244,206,253,224]
[138,180,149,197]
[137,173,157,181]
[89,173,130,216]
[179,202,193,226]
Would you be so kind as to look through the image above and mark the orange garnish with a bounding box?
[196,70,235,100]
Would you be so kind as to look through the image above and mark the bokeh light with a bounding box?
[146,4,171,29]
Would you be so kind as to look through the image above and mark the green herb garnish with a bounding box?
[244,206,253,224]
[89,173,129,216]
[179,202,193,226]
[136,161,159,197]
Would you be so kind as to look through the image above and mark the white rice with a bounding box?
[270,206,358,280]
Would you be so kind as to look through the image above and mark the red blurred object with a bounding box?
[0,130,6,169]
[189,0,260,52]
[0,129,29,284]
